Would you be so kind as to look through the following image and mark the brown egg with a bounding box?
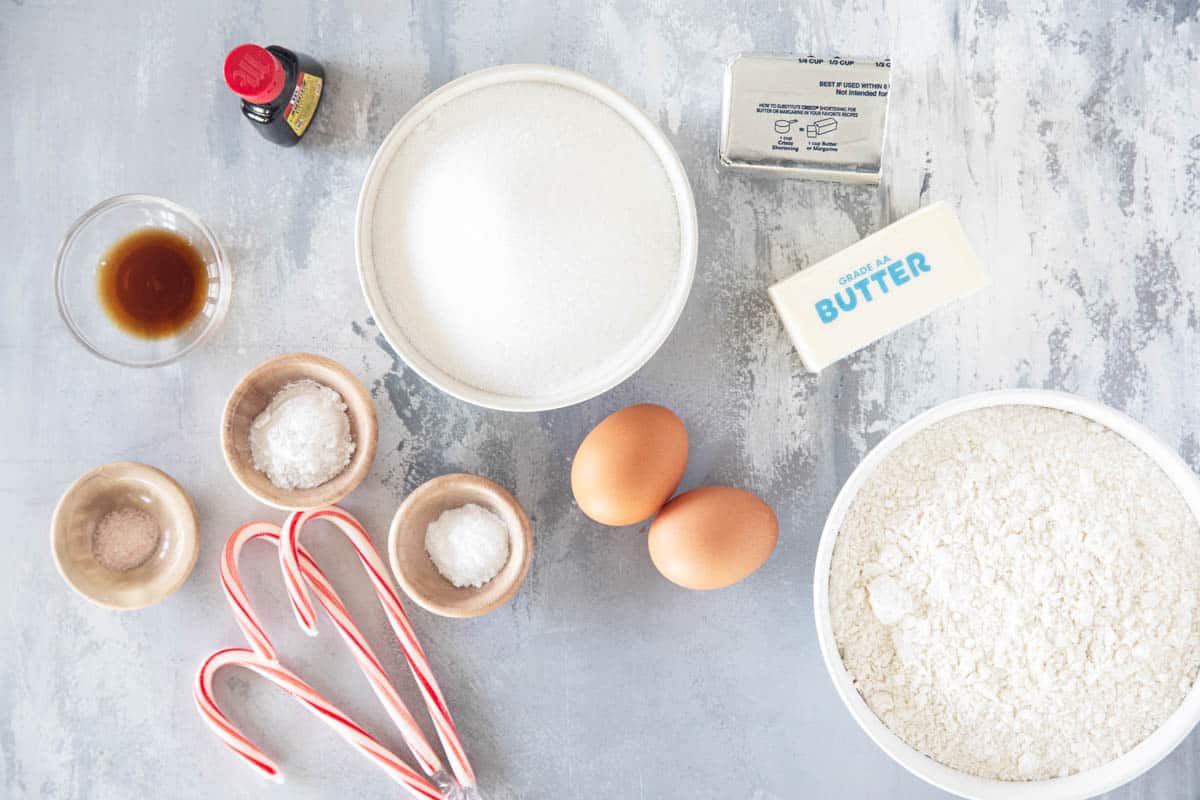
[570,404,688,526]
[648,486,778,590]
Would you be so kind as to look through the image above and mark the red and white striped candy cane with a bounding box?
[279,506,477,788]
[218,521,447,781]
[194,647,442,800]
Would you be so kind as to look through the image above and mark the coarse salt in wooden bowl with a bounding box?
[221,353,378,510]
[388,474,533,618]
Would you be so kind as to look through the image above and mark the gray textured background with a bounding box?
[4,1,1200,797]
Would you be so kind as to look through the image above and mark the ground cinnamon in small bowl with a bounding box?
[91,507,161,572]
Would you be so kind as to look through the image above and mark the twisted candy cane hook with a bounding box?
[193,648,442,800]
[219,521,448,780]
[219,521,287,661]
[279,507,477,788]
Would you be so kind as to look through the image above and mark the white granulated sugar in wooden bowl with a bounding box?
[830,405,1200,781]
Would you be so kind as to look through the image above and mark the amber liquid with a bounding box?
[97,229,209,339]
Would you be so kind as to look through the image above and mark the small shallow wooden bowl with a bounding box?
[51,461,199,610]
[389,474,533,618]
[221,353,378,510]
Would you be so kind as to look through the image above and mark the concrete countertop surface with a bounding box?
[4,1,1200,797]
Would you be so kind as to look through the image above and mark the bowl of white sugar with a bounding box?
[814,390,1200,799]
[356,64,697,412]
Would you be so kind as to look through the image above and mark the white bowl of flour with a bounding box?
[356,65,697,411]
[815,390,1200,799]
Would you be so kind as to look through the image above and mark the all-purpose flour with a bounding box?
[830,406,1200,780]
[371,81,682,400]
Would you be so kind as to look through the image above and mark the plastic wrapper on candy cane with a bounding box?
[279,507,478,789]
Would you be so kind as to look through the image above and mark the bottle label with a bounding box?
[284,72,323,136]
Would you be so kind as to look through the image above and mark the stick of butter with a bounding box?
[768,202,989,372]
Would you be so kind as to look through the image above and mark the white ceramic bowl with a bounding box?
[814,389,1200,800]
[355,64,698,412]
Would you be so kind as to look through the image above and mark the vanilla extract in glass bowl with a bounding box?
[97,228,208,339]
[55,194,231,367]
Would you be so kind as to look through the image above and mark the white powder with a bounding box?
[830,405,1200,780]
[371,81,683,400]
[425,503,510,588]
[249,380,355,490]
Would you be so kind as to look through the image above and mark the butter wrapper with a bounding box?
[719,53,891,184]
[768,203,989,372]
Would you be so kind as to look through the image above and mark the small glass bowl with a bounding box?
[55,194,231,367]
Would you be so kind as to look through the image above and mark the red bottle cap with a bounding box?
[224,44,286,104]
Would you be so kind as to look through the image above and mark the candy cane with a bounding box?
[194,647,441,800]
[279,506,477,788]
[218,521,447,780]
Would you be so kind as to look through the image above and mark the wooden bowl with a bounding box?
[51,461,199,610]
[221,353,378,510]
[388,474,533,618]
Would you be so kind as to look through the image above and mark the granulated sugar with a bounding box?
[830,405,1200,780]
[371,81,682,399]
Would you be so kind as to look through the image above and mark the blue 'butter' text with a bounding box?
[815,252,930,324]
